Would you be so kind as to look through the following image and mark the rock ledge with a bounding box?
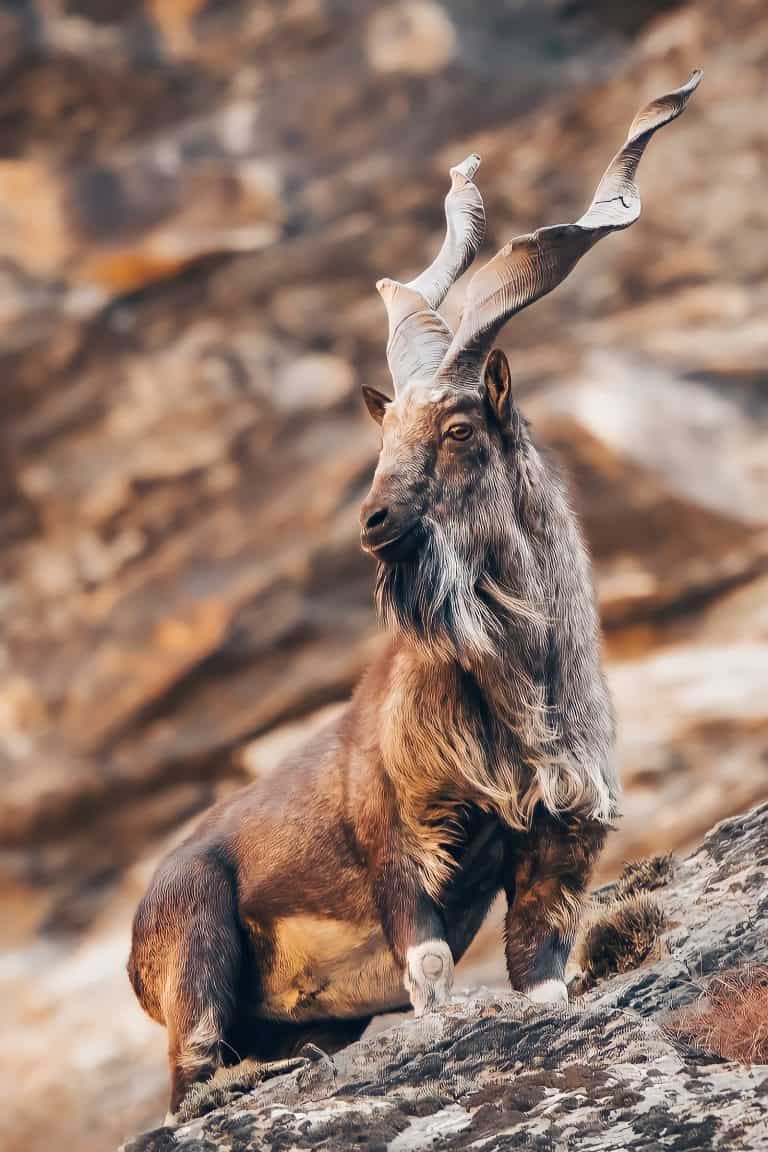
[123,803,768,1151]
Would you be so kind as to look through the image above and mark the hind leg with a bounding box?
[504,813,606,1003]
[128,849,243,1118]
[171,1012,374,1123]
[173,1015,375,1124]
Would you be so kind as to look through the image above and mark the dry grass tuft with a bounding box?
[666,966,768,1065]
[177,1055,307,1122]
[616,852,675,900]
[573,892,668,992]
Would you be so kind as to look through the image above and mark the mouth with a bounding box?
[363,519,423,563]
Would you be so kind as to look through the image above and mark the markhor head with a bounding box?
[359,71,702,662]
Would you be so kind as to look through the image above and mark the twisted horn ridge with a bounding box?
[409,153,486,311]
[377,154,486,392]
[440,69,702,381]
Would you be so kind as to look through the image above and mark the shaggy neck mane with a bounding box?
[374,451,610,896]
[375,534,545,669]
[374,450,545,670]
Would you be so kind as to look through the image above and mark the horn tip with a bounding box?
[450,153,481,186]
[626,66,703,146]
[376,277,400,304]
[676,68,703,103]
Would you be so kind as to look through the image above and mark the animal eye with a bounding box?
[445,423,473,442]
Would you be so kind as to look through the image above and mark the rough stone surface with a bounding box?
[122,803,768,1151]
[1,1,767,1150]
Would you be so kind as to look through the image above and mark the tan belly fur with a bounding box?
[256,915,406,1021]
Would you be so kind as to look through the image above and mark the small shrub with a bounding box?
[616,853,675,899]
[666,966,768,1065]
[573,893,668,992]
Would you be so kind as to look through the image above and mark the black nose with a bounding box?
[365,506,388,531]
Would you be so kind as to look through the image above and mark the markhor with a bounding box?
[128,71,701,1119]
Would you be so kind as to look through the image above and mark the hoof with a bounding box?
[524,978,569,1005]
[405,940,454,1017]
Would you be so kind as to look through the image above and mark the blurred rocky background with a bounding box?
[0,0,766,1149]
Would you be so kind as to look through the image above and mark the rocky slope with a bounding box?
[1,1,767,1150]
[122,803,768,1151]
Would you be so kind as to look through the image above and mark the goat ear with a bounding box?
[362,385,390,425]
[484,348,512,427]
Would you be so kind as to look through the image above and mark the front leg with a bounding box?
[405,934,454,1016]
[375,854,454,1016]
[504,810,606,1004]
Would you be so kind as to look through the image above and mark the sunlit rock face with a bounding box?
[0,2,766,1150]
